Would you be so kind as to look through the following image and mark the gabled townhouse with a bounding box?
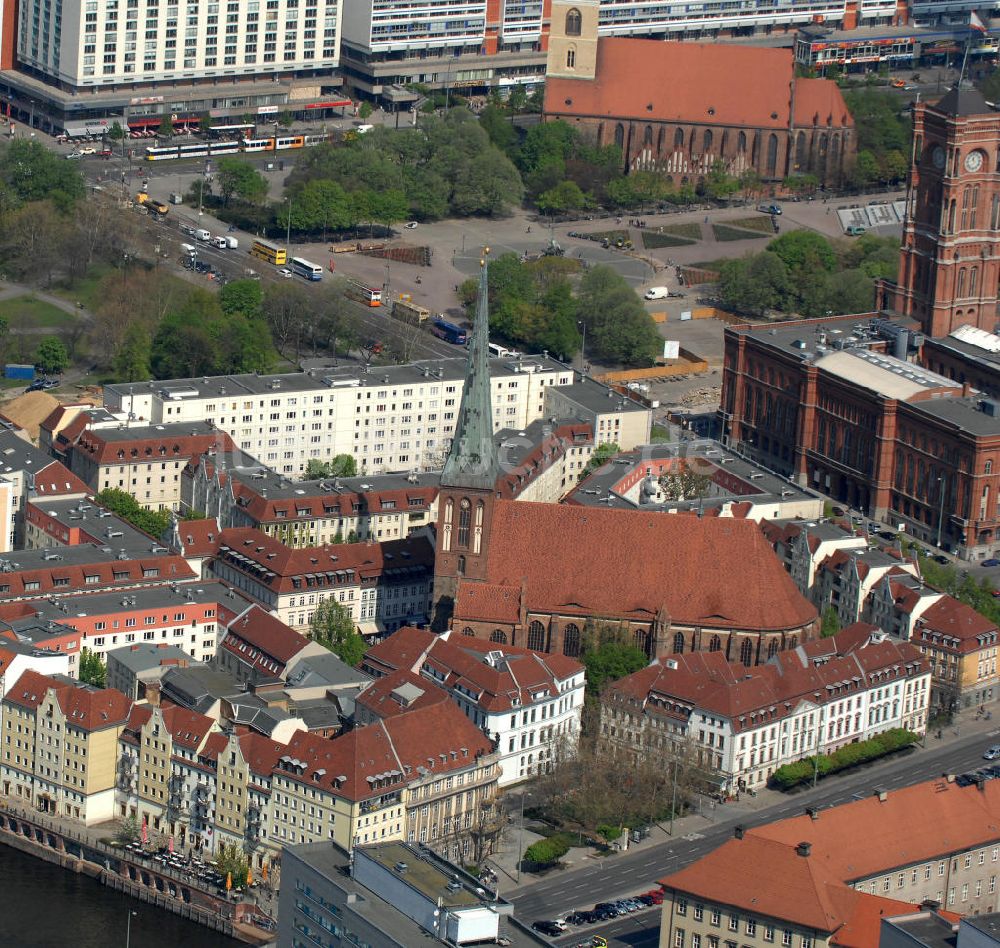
[813,547,919,626]
[208,527,434,634]
[115,701,221,848]
[913,597,1000,713]
[362,626,586,786]
[600,626,930,794]
[215,604,329,685]
[1,669,132,823]
[863,572,944,640]
[762,518,868,597]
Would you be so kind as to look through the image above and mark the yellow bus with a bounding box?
[249,239,288,266]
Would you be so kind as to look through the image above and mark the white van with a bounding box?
[180,243,198,256]
[195,228,211,242]
[356,124,374,134]
[487,343,511,358]
[211,236,228,249]
[644,286,670,300]
[225,236,239,249]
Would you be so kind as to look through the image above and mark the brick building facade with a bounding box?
[543,6,854,188]
[720,315,1000,559]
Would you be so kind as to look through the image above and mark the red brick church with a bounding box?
[432,254,818,665]
[541,0,855,189]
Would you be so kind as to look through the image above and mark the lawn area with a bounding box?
[51,266,114,311]
[723,215,776,234]
[641,231,695,250]
[659,221,703,240]
[577,229,632,245]
[0,295,75,329]
[712,224,769,242]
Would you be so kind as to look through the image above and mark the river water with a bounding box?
[0,844,241,948]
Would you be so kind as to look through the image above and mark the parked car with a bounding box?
[984,745,1000,760]
[933,554,950,564]
[846,225,867,236]
[65,152,83,160]
[565,912,593,925]
[404,221,419,229]
[758,203,782,215]
[278,267,293,278]
[982,558,1000,567]
[532,920,565,936]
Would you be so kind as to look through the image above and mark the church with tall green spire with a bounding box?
[432,250,501,626]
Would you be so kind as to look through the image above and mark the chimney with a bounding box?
[734,825,745,840]
[795,841,812,858]
[963,382,972,398]
[920,899,941,912]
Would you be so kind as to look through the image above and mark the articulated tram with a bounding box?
[144,133,332,161]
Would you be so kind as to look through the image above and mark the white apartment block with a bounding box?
[18,0,343,89]
[104,357,574,479]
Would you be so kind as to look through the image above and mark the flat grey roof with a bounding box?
[495,416,590,471]
[549,377,648,414]
[160,663,241,713]
[106,643,192,673]
[224,461,441,500]
[962,914,1000,941]
[0,429,56,474]
[21,580,250,626]
[107,355,567,402]
[913,397,1000,437]
[883,912,957,948]
[817,349,956,400]
[29,497,158,551]
[925,332,1000,370]
[0,543,176,571]
[84,420,222,443]
[567,438,816,511]
[285,651,373,690]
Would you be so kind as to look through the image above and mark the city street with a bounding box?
[506,720,1000,946]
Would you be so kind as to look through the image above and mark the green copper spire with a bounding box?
[440,248,498,490]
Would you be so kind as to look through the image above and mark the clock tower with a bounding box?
[895,85,1000,338]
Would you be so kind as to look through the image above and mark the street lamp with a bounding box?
[285,196,292,250]
[936,475,947,549]
[577,320,587,373]
[198,174,204,217]
[125,910,138,948]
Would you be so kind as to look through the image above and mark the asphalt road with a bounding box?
[512,726,1000,947]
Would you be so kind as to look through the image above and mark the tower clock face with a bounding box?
[965,150,984,173]
[932,146,946,170]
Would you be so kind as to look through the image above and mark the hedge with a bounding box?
[769,728,919,791]
[523,835,571,867]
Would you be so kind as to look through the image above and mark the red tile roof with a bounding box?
[915,596,998,654]
[543,39,851,130]
[607,631,926,732]
[237,730,286,779]
[455,500,816,633]
[32,461,90,496]
[355,668,452,720]
[72,428,234,466]
[4,669,131,730]
[175,518,222,558]
[277,700,494,800]
[364,626,583,713]
[0,554,195,599]
[159,703,216,751]
[214,528,434,595]
[661,834,925,940]
[220,605,312,671]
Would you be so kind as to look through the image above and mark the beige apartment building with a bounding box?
[1,669,132,824]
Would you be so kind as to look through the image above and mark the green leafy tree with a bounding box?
[358,102,374,120]
[536,179,588,214]
[575,266,660,366]
[216,157,268,206]
[478,103,518,154]
[113,323,152,382]
[96,488,172,537]
[115,813,141,845]
[523,836,570,868]
[768,230,837,274]
[581,442,620,480]
[219,279,264,318]
[78,647,107,687]
[702,161,739,202]
[305,454,357,480]
[0,140,86,211]
[107,121,125,142]
[35,337,69,374]
[581,640,648,697]
[278,110,295,129]
[215,842,250,886]
[311,599,366,666]
[820,606,841,638]
[719,252,792,317]
[157,113,175,137]
[288,179,355,233]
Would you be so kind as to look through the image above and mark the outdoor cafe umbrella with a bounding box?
[226,871,232,892]
[168,836,174,854]
[140,819,148,845]
[262,861,269,882]
[246,867,253,887]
